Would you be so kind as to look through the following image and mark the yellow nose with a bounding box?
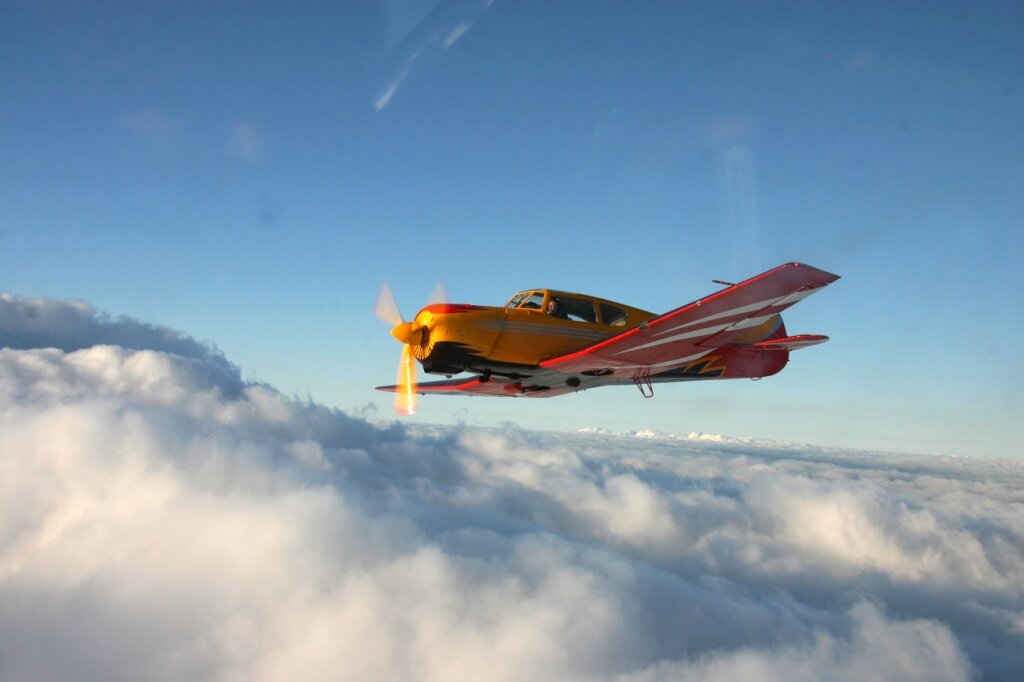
[390,322,422,345]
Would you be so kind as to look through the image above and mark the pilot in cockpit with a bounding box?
[547,297,568,319]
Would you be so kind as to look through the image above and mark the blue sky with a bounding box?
[2,0,1022,458]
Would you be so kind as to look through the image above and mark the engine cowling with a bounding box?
[406,304,501,372]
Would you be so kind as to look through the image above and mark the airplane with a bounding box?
[375,262,840,414]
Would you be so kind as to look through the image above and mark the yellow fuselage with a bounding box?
[406,290,653,376]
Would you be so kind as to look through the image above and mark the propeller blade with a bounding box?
[426,279,449,306]
[374,282,403,327]
[395,344,418,416]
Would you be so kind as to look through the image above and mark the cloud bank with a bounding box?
[1,294,1022,681]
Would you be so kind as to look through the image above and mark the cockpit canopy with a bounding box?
[504,290,632,326]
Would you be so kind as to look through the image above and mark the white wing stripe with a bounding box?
[651,288,816,336]
[652,351,711,367]
[616,322,735,354]
[727,313,777,330]
[616,309,789,355]
[607,352,711,370]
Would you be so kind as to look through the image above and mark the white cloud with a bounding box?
[443,21,472,49]
[0,292,238,382]
[619,602,971,682]
[1,295,1023,680]
[226,122,262,162]
[374,63,412,111]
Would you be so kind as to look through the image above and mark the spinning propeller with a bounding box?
[374,281,448,415]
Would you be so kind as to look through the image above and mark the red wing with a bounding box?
[540,262,839,376]
[376,376,584,398]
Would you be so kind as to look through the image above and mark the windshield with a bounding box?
[504,293,528,309]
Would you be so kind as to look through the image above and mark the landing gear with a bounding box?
[632,371,654,398]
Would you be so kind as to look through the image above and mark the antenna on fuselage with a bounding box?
[712,279,736,287]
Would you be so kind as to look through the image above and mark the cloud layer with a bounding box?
[1,294,1022,681]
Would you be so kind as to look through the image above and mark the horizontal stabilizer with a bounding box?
[748,334,829,351]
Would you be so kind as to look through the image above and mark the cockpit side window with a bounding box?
[550,296,597,323]
[600,303,628,326]
[519,292,545,309]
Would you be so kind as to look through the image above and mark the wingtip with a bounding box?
[788,262,841,283]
